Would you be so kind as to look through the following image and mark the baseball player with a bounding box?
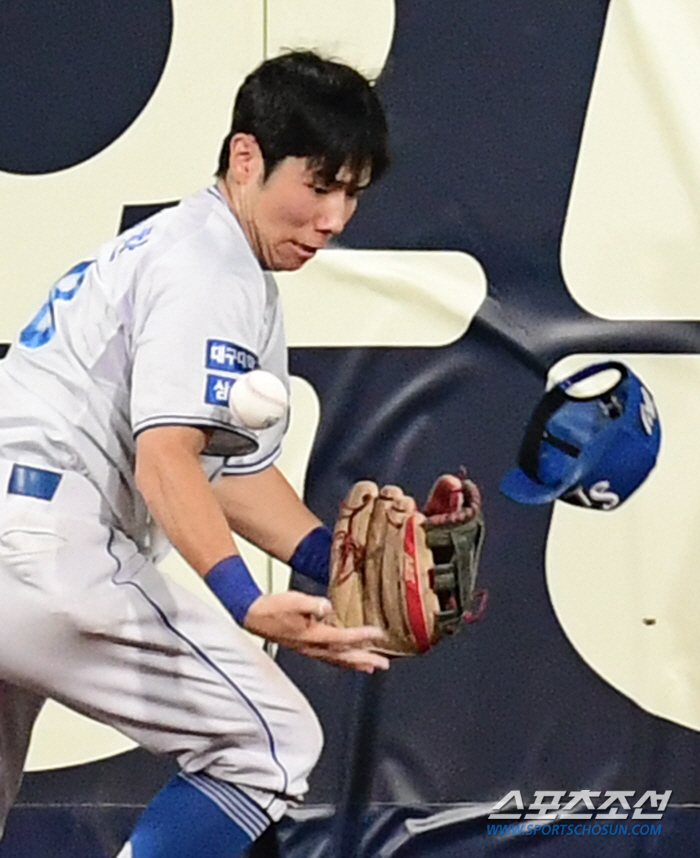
[0,51,390,858]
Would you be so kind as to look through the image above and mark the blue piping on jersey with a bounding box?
[132,415,259,457]
[105,528,290,805]
[220,445,281,475]
[133,414,257,441]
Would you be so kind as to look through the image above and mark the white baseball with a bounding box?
[228,370,288,430]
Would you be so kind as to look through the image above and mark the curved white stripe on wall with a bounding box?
[561,0,700,319]
[0,1,263,343]
[546,353,700,732]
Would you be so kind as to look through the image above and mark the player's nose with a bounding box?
[317,191,357,235]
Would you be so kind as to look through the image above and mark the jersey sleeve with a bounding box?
[220,272,289,474]
[130,241,265,458]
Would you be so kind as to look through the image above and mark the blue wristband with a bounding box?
[290,525,332,585]
[204,555,262,625]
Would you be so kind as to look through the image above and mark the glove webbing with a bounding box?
[425,512,486,633]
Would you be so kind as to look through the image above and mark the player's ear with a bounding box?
[227,133,264,186]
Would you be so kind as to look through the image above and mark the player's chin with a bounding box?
[281,259,306,272]
[268,255,305,272]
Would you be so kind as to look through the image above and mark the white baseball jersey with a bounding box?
[0,186,288,552]
[0,187,321,832]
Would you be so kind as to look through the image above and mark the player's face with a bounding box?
[227,138,367,271]
[252,158,366,271]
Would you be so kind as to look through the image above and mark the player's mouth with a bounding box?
[292,240,322,261]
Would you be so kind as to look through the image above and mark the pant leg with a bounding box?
[0,487,322,822]
[0,681,44,837]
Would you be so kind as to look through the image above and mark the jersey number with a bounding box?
[19,261,92,349]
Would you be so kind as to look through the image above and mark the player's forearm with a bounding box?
[135,426,239,576]
[213,465,321,562]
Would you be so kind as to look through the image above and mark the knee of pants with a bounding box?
[260,691,324,791]
[293,694,324,781]
[200,688,324,801]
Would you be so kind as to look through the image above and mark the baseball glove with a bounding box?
[328,472,486,656]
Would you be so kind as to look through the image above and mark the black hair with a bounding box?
[216,50,389,189]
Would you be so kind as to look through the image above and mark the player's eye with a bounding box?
[347,183,370,201]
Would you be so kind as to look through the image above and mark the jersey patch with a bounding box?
[205,373,236,406]
[206,339,258,374]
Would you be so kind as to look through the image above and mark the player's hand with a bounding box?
[243,592,390,673]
